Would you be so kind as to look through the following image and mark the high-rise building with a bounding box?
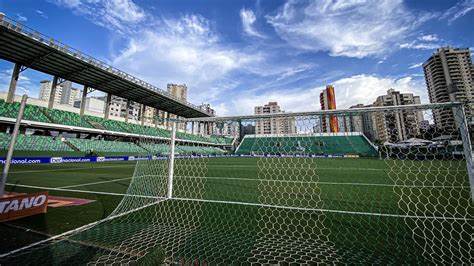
[254,102,296,135]
[166,84,188,130]
[197,103,216,135]
[39,80,62,104]
[100,95,141,120]
[39,80,80,106]
[60,81,80,106]
[349,104,377,141]
[373,89,423,142]
[199,103,216,116]
[423,47,474,130]
[73,97,105,114]
[144,106,158,125]
[320,85,339,133]
[167,83,188,100]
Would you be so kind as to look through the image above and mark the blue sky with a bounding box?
[0,0,473,115]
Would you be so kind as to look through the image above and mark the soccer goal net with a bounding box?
[1,102,473,264]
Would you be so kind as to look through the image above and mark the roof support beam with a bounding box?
[104,93,112,119]
[48,75,59,109]
[140,104,146,126]
[6,63,21,103]
[79,85,88,116]
[125,99,130,123]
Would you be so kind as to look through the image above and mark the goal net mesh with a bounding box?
[1,103,473,264]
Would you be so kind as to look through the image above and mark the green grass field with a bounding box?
[1,157,472,264]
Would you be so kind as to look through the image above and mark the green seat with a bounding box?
[235,135,377,156]
[68,138,147,153]
[0,133,74,152]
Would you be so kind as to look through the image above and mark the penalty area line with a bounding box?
[56,177,134,189]
[5,183,158,199]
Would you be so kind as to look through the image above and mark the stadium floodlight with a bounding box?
[0,102,472,264]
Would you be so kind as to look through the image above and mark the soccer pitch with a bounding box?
[1,157,473,264]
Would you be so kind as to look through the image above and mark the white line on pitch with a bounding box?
[171,197,474,221]
[4,183,471,223]
[57,177,134,189]
[174,175,469,188]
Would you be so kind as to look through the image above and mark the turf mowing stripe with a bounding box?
[56,177,134,189]
[5,182,471,222]
[171,175,469,188]
[205,165,467,172]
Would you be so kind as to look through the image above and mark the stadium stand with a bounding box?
[67,138,147,154]
[0,132,226,156]
[138,142,226,155]
[0,100,233,145]
[85,115,125,132]
[176,145,226,155]
[0,133,73,152]
[43,108,94,129]
[138,143,170,154]
[235,134,378,156]
[0,99,51,123]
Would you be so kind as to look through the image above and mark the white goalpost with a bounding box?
[1,102,473,264]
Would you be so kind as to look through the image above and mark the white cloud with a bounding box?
[112,14,263,103]
[36,10,49,19]
[240,8,265,38]
[218,74,428,116]
[16,13,27,22]
[0,69,38,97]
[408,62,423,69]
[400,34,443,50]
[441,0,474,23]
[266,0,432,58]
[418,34,438,42]
[51,0,147,33]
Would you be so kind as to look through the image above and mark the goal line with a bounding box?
[5,182,471,222]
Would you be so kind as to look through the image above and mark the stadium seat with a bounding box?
[235,134,378,156]
[0,100,232,146]
[0,100,50,123]
[0,133,74,152]
[43,109,94,128]
[68,138,147,154]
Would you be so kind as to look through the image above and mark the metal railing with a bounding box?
[0,13,213,116]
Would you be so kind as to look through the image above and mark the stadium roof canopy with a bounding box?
[0,14,211,118]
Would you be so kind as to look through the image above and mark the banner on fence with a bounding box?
[0,191,48,222]
[0,154,355,165]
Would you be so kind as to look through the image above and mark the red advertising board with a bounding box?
[0,191,48,222]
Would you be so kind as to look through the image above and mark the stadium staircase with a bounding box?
[62,139,81,152]
[85,119,106,130]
